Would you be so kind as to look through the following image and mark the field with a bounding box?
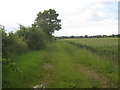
[3,38,118,88]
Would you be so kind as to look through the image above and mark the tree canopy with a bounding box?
[33,9,61,36]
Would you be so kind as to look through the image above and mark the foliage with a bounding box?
[17,25,48,50]
[2,9,61,59]
[2,27,28,58]
[57,34,119,39]
[34,9,61,36]
[16,9,62,50]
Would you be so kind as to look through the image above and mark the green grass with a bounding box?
[64,38,118,62]
[3,38,118,88]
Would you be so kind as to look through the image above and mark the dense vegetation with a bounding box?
[1,9,61,63]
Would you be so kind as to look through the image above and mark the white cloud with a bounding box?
[0,0,118,35]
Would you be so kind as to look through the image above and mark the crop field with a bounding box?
[3,38,118,88]
[64,38,118,61]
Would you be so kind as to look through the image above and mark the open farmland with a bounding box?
[64,38,118,62]
[3,38,118,88]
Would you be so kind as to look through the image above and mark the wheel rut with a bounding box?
[76,64,116,88]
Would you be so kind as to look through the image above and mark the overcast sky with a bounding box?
[0,0,119,36]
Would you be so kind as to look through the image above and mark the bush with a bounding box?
[17,26,48,50]
[25,28,48,50]
[2,30,28,58]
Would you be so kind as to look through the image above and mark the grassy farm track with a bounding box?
[3,40,118,88]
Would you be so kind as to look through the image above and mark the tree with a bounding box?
[84,35,88,38]
[34,9,61,36]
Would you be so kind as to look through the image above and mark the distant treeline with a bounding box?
[56,34,120,39]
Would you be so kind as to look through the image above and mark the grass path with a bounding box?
[33,41,117,88]
[3,40,118,88]
[33,41,100,88]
